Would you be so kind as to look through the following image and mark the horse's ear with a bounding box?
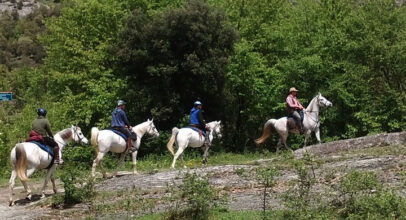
[218,120,221,124]
[147,118,150,122]
[151,118,154,122]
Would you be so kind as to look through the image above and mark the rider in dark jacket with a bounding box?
[111,100,137,151]
[31,108,61,164]
[190,101,210,146]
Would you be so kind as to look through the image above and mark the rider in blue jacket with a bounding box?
[111,100,137,150]
[190,101,210,146]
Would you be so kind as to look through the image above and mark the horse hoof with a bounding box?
[9,200,14,206]
[41,194,46,199]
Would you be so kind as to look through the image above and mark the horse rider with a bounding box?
[286,87,304,134]
[111,100,137,151]
[189,100,210,146]
[30,108,61,164]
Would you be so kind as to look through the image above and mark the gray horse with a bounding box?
[255,93,332,152]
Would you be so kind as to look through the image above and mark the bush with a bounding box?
[345,191,406,219]
[165,173,226,220]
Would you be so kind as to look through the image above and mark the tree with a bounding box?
[115,0,237,129]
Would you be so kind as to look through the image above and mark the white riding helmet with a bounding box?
[117,100,126,106]
[194,101,202,106]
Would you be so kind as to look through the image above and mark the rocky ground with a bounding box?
[1,132,405,219]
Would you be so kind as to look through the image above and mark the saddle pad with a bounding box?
[28,141,54,157]
[187,126,206,137]
[108,128,127,140]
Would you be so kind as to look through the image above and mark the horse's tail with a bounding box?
[91,127,99,147]
[255,119,276,145]
[15,144,28,182]
[167,127,179,156]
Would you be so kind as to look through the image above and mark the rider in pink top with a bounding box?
[286,87,304,134]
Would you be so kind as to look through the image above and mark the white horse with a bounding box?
[167,121,222,169]
[255,93,332,152]
[90,119,159,178]
[9,125,88,206]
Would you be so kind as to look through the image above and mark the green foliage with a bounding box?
[165,172,226,220]
[114,0,237,130]
[40,0,129,129]
[57,162,96,206]
[345,191,406,219]
[337,170,406,219]
[339,171,381,196]
[255,166,279,219]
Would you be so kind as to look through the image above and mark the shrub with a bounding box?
[165,173,226,220]
[345,191,406,219]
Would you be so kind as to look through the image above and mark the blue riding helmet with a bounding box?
[37,108,47,116]
[194,101,202,106]
[117,100,126,106]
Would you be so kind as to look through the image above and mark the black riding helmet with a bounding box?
[37,108,47,116]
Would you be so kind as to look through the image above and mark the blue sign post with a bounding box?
[0,92,12,101]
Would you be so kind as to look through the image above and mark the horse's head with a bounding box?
[208,121,222,138]
[317,93,332,108]
[146,119,159,137]
[71,125,89,145]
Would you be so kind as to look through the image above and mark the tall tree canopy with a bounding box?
[114,0,237,129]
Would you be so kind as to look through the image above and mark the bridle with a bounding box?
[73,126,86,145]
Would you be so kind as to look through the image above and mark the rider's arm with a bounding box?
[197,110,206,125]
[286,96,298,109]
[121,110,131,127]
[45,120,54,137]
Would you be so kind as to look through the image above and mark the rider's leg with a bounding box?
[292,111,304,134]
[44,137,61,164]
[118,127,137,152]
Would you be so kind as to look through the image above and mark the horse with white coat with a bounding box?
[9,125,88,206]
[90,119,159,178]
[255,93,332,152]
[167,121,222,169]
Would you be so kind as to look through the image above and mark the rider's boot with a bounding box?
[299,123,304,135]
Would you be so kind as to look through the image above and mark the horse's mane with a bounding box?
[58,128,72,140]
[306,94,319,112]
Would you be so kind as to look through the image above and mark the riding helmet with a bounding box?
[37,108,47,116]
[194,101,202,106]
[117,100,126,106]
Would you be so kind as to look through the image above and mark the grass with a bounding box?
[135,209,271,220]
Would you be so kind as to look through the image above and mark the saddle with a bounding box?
[188,126,206,138]
[287,117,300,132]
[28,141,55,168]
[109,128,134,153]
[108,128,128,141]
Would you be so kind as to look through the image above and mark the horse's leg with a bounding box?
[131,150,139,175]
[202,146,209,165]
[92,152,106,178]
[276,139,281,154]
[304,132,311,147]
[112,152,126,177]
[51,176,57,194]
[9,170,17,206]
[315,128,321,144]
[22,168,36,200]
[171,145,186,169]
[282,134,292,152]
[41,165,57,199]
